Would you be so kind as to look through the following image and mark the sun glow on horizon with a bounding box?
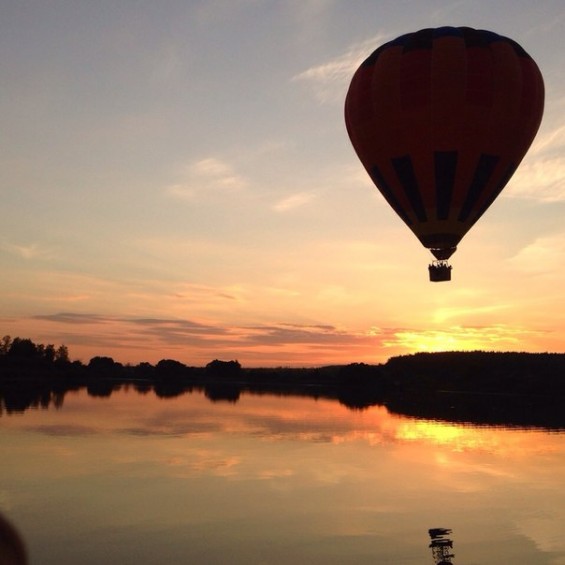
[391,330,465,353]
[386,324,552,357]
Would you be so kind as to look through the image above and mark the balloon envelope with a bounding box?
[344,27,544,260]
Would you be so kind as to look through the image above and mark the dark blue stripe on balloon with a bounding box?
[370,166,413,226]
[434,151,458,220]
[432,27,463,39]
[478,29,504,44]
[402,28,433,52]
[391,155,427,222]
[461,27,489,47]
[360,27,530,68]
[475,162,517,219]
[388,33,413,48]
[458,154,500,222]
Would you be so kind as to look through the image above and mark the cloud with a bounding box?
[186,451,241,476]
[120,419,221,437]
[272,191,316,212]
[508,234,565,274]
[530,122,565,156]
[508,156,565,202]
[24,424,98,437]
[506,121,565,202]
[292,34,389,104]
[243,323,367,347]
[129,317,231,344]
[34,313,232,347]
[432,304,510,324]
[33,313,110,325]
[166,157,248,200]
[29,312,385,359]
[0,241,55,260]
[21,312,555,366]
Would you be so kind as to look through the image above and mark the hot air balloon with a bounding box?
[344,27,544,281]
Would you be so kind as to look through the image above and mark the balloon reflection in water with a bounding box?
[428,528,455,564]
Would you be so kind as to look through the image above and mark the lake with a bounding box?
[2,386,565,564]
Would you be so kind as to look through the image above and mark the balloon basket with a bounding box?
[429,261,452,282]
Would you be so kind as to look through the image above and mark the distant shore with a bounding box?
[2,340,565,428]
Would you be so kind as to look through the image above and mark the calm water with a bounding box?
[2,387,565,564]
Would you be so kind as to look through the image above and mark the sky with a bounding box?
[1,0,564,367]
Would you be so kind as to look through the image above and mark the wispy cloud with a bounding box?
[531,123,565,155]
[1,241,54,260]
[432,304,511,324]
[507,121,565,202]
[292,34,389,104]
[24,424,99,437]
[28,312,384,364]
[272,191,316,212]
[508,156,565,202]
[508,234,565,274]
[34,313,114,325]
[166,157,248,201]
[33,313,230,345]
[24,312,549,366]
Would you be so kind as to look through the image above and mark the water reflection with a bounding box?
[428,528,455,564]
[3,373,565,431]
[1,388,565,564]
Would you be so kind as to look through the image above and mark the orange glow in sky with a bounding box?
[1,3,564,366]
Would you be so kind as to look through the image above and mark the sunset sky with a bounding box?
[1,1,564,366]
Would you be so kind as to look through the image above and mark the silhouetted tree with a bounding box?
[133,361,154,378]
[42,344,56,363]
[0,335,11,355]
[155,359,187,379]
[205,359,241,379]
[8,338,39,359]
[130,362,154,393]
[338,363,382,386]
[0,336,73,377]
[55,345,70,364]
[87,356,122,378]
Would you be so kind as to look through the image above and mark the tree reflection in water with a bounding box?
[3,362,565,431]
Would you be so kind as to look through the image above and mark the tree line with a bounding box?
[0,335,249,381]
[2,335,565,388]
[2,335,565,428]
[1,336,69,364]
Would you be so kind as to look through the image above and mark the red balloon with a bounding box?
[344,27,544,280]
